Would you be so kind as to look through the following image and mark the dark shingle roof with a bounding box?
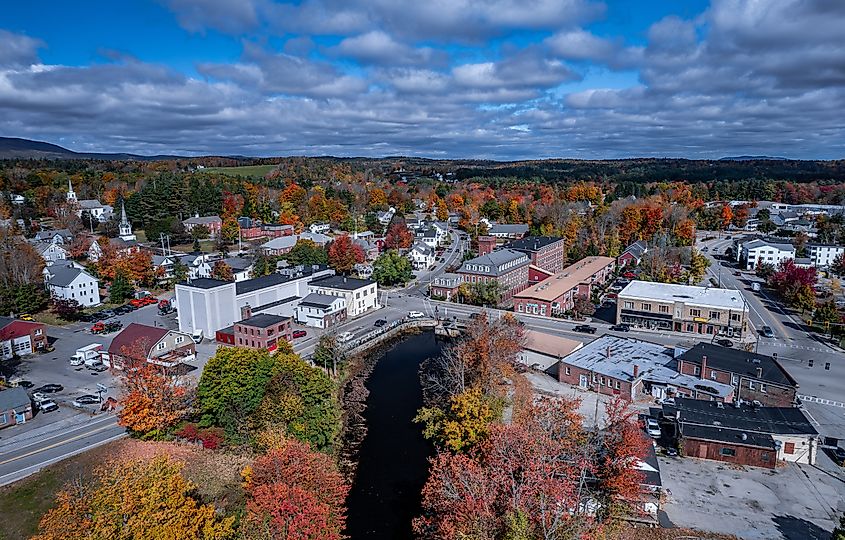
[504,236,562,252]
[0,387,31,413]
[665,397,817,436]
[299,292,342,308]
[236,273,291,294]
[108,323,169,357]
[46,266,93,287]
[236,313,291,328]
[309,275,375,291]
[182,278,230,289]
[676,343,797,387]
[681,424,776,450]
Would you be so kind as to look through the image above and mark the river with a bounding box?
[344,331,442,539]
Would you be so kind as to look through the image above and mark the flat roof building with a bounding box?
[514,256,615,318]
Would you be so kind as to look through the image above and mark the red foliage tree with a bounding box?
[384,220,413,249]
[327,234,365,274]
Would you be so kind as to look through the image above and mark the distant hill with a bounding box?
[719,155,788,161]
[0,137,184,161]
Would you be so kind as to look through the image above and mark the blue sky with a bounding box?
[0,0,843,159]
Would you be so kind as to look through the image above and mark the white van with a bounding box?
[191,329,204,344]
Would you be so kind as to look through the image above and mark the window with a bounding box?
[709,311,720,320]
[720,447,736,457]
[35,329,42,336]
[614,381,620,389]
[761,453,770,462]
[784,442,795,454]
[759,383,766,393]
[749,381,756,390]
[156,342,166,351]
[710,370,718,380]
[693,367,700,376]
[175,336,184,344]
[731,313,741,321]
[659,305,670,313]
[690,308,701,317]
[565,366,571,376]
[641,303,651,311]
[624,301,634,309]
[731,374,739,385]
[599,377,605,386]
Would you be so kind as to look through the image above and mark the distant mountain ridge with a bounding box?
[0,137,185,161]
[719,155,788,161]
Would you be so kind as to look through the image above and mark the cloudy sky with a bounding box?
[1,0,843,159]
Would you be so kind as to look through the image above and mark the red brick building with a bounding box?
[514,256,615,318]
[504,236,566,273]
[528,265,554,285]
[675,343,798,407]
[457,249,530,305]
[429,273,463,300]
[477,235,497,256]
[0,317,48,360]
[234,313,293,351]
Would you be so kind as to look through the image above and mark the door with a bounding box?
[698,444,707,458]
[579,374,588,388]
[15,412,26,425]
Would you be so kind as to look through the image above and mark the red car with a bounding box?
[623,271,637,279]
[129,298,145,308]
[292,330,307,339]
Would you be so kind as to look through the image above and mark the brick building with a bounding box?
[664,398,818,468]
[513,256,615,318]
[476,235,497,256]
[555,335,734,402]
[182,215,222,238]
[429,273,462,300]
[0,317,48,360]
[674,343,798,406]
[233,313,293,351]
[504,236,565,273]
[457,249,530,305]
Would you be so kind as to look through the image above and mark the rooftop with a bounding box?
[489,223,529,234]
[46,265,95,287]
[181,277,230,290]
[183,215,222,225]
[515,256,615,302]
[108,323,170,357]
[619,281,749,312]
[742,239,794,251]
[458,249,529,277]
[261,236,298,250]
[675,343,797,387]
[310,275,376,291]
[522,330,582,371]
[622,240,649,258]
[299,292,344,308]
[236,313,291,328]
[681,424,776,450]
[0,387,31,413]
[504,236,563,252]
[560,335,735,398]
[665,397,817,436]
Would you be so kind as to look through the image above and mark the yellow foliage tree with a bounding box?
[416,386,498,453]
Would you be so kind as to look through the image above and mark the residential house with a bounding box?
[78,199,113,222]
[0,316,48,360]
[354,263,374,279]
[807,243,845,268]
[182,253,219,279]
[518,330,583,374]
[513,256,615,317]
[408,241,436,270]
[376,207,396,226]
[487,223,528,239]
[298,231,333,246]
[308,275,378,318]
[353,237,380,261]
[0,387,33,429]
[232,312,292,351]
[107,323,196,369]
[182,215,223,238]
[261,236,298,256]
[34,229,73,245]
[618,240,649,268]
[176,265,333,338]
[44,264,101,307]
[222,257,253,282]
[87,239,103,262]
[457,249,530,304]
[674,343,798,407]
[739,239,795,270]
[663,398,818,467]
[309,222,330,234]
[33,241,68,263]
[504,236,566,273]
[555,335,734,402]
[617,281,749,338]
[430,273,462,300]
[418,227,440,249]
[295,293,347,328]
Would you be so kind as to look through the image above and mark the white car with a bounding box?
[646,418,662,438]
[337,331,355,343]
[69,356,85,366]
[408,311,425,319]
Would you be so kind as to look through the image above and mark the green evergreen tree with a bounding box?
[109,272,134,303]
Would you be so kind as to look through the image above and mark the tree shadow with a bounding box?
[771,514,831,540]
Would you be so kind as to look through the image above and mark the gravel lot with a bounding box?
[658,455,844,540]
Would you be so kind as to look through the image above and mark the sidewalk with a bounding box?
[0,410,114,454]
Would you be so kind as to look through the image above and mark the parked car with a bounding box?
[715,338,734,348]
[100,309,116,318]
[646,418,662,438]
[337,331,355,343]
[610,324,630,332]
[759,325,775,338]
[573,324,597,334]
[78,313,94,322]
[374,319,388,327]
[89,365,109,373]
[72,395,101,407]
[34,384,64,394]
[19,313,34,321]
[408,311,425,319]
[733,271,741,276]
[37,399,59,413]
[292,330,307,339]
[622,271,637,279]
[469,312,481,320]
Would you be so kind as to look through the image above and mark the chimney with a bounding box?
[700,355,708,380]
[241,304,252,320]
[606,346,611,359]
[755,366,763,379]
[633,364,639,378]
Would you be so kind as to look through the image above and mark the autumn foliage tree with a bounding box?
[34,456,235,540]
[384,220,413,249]
[242,438,348,540]
[211,260,234,281]
[327,234,365,274]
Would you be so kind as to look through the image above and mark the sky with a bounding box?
[0,0,843,160]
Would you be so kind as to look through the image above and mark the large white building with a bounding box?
[44,263,101,307]
[175,265,333,338]
[739,239,795,270]
[307,275,378,318]
[408,241,435,270]
[807,244,845,268]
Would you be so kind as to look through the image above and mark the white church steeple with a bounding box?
[118,202,136,242]
[66,178,77,202]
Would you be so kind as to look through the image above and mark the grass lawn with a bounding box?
[199,164,277,179]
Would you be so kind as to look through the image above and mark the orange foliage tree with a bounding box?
[327,234,365,274]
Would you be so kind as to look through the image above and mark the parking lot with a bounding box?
[659,455,844,540]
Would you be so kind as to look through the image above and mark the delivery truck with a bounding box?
[70,343,103,366]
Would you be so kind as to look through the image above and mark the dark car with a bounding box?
[759,325,775,338]
[72,395,101,407]
[34,384,64,394]
[16,380,34,388]
[610,324,630,332]
[100,309,116,318]
[114,306,132,315]
[90,365,109,373]
[374,318,388,327]
[469,312,481,320]
[573,325,597,334]
[715,338,734,348]
[78,313,94,322]
[733,271,742,276]
[292,330,307,339]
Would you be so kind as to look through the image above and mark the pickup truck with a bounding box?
[573,324,597,334]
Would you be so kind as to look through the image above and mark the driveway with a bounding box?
[659,455,844,540]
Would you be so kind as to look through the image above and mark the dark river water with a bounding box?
[345,331,442,540]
